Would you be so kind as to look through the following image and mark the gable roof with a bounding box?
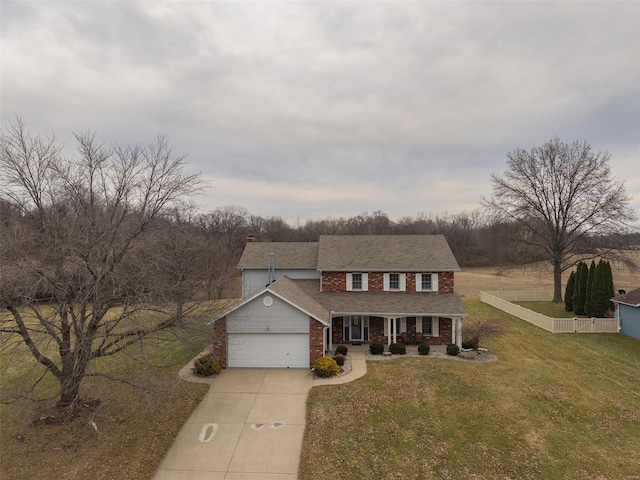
[207,276,330,325]
[238,242,319,269]
[611,287,640,307]
[317,235,460,272]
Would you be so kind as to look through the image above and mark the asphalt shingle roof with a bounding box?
[611,287,640,307]
[317,235,460,271]
[268,277,330,323]
[292,279,467,317]
[238,242,319,269]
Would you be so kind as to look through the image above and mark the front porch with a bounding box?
[329,315,463,350]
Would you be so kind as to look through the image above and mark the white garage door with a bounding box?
[227,333,309,368]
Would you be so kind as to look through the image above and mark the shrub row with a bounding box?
[369,342,431,355]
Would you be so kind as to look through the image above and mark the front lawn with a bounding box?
[513,301,576,318]
[300,297,640,480]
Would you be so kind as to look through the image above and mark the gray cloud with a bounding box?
[2,1,638,221]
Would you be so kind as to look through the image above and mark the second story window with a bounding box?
[384,273,406,291]
[346,273,368,291]
[416,273,439,292]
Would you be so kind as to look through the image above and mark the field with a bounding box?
[299,297,640,479]
[455,253,640,296]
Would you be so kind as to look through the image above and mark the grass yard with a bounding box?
[300,298,640,480]
[513,301,577,318]
[0,319,212,479]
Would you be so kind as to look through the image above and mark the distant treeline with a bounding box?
[3,198,637,275]
[194,206,640,268]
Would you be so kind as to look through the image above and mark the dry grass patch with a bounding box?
[300,298,640,480]
[456,253,640,296]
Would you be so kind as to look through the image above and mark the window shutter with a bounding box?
[399,274,406,291]
[431,273,439,292]
[383,273,390,291]
[346,273,353,291]
[362,273,368,291]
[416,317,423,333]
[432,317,439,336]
[415,274,422,292]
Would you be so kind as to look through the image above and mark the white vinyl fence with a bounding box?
[480,291,620,334]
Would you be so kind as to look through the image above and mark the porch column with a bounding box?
[387,317,393,346]
[456,318,462,348]
[329,319,333,351]
[451,318,456,345]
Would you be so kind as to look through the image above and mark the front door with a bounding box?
[344,316,369,341]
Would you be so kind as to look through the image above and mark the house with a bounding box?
[611,287,640,340]
[209,235,468,368]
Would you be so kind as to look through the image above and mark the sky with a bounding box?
[2,1,639,224]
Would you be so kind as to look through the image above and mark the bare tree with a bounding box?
[0,120,211,408]
[483,137,637,302]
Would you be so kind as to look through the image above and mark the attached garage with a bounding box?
[223,291,319,368]
[227,333,309,368]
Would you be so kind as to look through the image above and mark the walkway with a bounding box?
[153,349,367,479]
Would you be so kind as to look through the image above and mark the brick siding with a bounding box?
[310,317,325,367]
[333,315,453,346]
[212,317,227,368]
[321,271,455,293]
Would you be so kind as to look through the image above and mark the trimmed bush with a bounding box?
[335,345,348,355]
[388,342,406,355]
[333,354,346,367]
[313,357,340,377]
[446,343,460,356]
[418,342,430,355]
[369,343,384,355]
[192,353,221,377]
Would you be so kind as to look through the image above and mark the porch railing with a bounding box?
[480,291,619,334]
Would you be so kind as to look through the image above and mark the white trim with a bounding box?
[416,273,438,292]
[207,286,329,326]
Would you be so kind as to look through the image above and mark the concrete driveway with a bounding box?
[153,369,313,480]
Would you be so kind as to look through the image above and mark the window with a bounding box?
[346,273,368,291]
[422,316,433,335]
[384,273,406,291]
[417,316,439,336]
[416,273,438,292]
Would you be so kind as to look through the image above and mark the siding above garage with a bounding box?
[242,268,320,297]
[227,292,311,334]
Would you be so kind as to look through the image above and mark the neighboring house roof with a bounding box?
[293,279,467,317]
[611,287,640,307]
[316,235,460,272]
[238,242,319,269]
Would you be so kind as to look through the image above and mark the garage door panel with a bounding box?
[228,333,309,368]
